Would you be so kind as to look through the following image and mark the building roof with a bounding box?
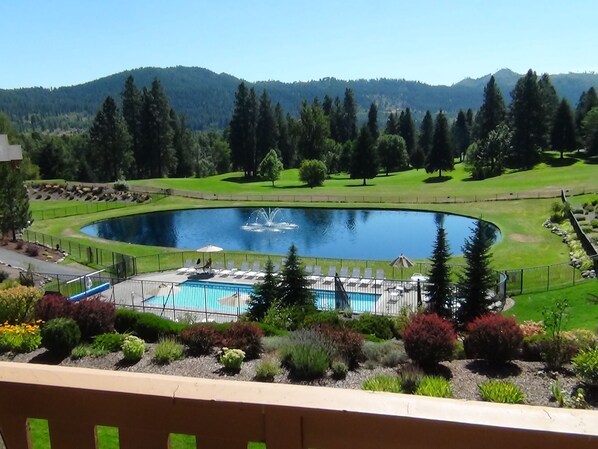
[0,134,23,162]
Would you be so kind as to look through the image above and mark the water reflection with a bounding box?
[81,207,501,260]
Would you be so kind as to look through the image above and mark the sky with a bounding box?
[1,0,597,89]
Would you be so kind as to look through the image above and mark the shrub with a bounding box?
[0,321,42,353]
[219,348,245,371]
[479,380,525,404]
[25,245,40,257]
[279,328,333,380]
[362,375,402,393]
[115,310,184,342]
[563,329,597,352]
[253,322,288,337]
[415,376,453,398]
[464,315,523,364]
[520,333,578,365]
[92,333,125,352]
[254,358,280,382]
[348,313,394,340]
[0,271,8,283]
[221,322,263,360]
[392,306,418,338]
[70,344,109,359]
[403,313,456,368]
[35,292,71,322]
[572,347,598,386]
[592,219,598,229]
[0,286,43,324]
[303,310,343,328]
[331,360,349,380]
[122,335,145,362]
[70,297,115,340]
[180,324,219,355]
[362,340,407,368]
[153,337,185,364]
[519,320,544,337]
[398,364,424,394]
[114,308,141,333]
[312,324,364,368]
[298,159,327,187]
[41,318,81,355]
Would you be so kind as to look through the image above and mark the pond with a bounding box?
[81,207,500,260]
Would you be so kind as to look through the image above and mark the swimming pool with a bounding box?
[145,280,382,314]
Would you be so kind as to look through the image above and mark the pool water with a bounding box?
[145,280,382,314]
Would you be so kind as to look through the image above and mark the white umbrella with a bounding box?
[196,244,223,272]
[390,254,414,279]
[147,283,180,298]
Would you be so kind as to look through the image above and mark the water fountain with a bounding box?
[241,207,298,233]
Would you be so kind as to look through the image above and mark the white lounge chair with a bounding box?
[360,267,373,286]
[308,265,321,283]
[246,262,260,278]
[234,262,250,277]
[347,268,361,285]
[253,262,266,280]
[176,259,194,274]
[220,261,235,276]
[323,266,336,283]
[339,267,349,283]
[373,269,384,287]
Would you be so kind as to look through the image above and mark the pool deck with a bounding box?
[106,269,428,323]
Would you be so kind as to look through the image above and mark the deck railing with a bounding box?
[1,362,597,449]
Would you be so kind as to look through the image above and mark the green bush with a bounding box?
[362,340,407,368]
[572,347,598,386]
[283,343,330,379]
[348,313,394,340]
[415,376,453,398]
[122,335,145,362]
[479,380,525,404]
[220,348,245,371]
[70,344,108,359]
[253,322,288,337]
[0,286,43,324]
[115,309,183,342]
[114,308,140,333]
[41,318,81,355]
[397,364,424,394]
[92,333,125,352]
[331,360,349,380]
[391,306,417,338]
[303,310,343,328]
[362,375,402,393]
[153,337,185,364]
[254,358,280,382]
[298,159,327,187]
[521,333,578,366]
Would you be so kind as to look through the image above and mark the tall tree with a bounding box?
[538,74,559,148]
[121,76,142,178]
[89,96,132,181]
[466,123,511,180]
[426,225,453,320]
[575,87,598,145]
[247,258,278,321]
[170,111,195,177]
[35,137,71,180]
[258,148,283,186]
[256,90,278,163]
[298,99,329,161]
[398,108,416,155]
[0,164,31,241]
[452,109,470,162]
[367,102,379,140]
[385,112,399,135]
[329,96,344,142]
[350,125,377,185]
[322,95,333,116]
[418,111,434,156]
[425,111,454,177]
[341,88,357,142]
[509,70,544,169]
[474,76,506,141]
[376,134,408,175]
[582,107,598,156]
[229,83,257,177]
[456,221,496,326]
[551,99,577,159]
[275,104,293,168]
[278,244,315,308]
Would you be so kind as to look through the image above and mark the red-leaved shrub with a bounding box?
[221,322,264,359]
[464,314,523,364]
[35,292,72,322]
[402,313,456,368]
[180,324,219,355]
[70,296,115,340]
[313,324,364,368]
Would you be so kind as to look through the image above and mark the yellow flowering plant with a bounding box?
[0,286,43,324]
[0,320,43,353]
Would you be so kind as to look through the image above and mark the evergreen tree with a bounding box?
[275,104,293,168]
[0,164,31,241]
[398,108,416,155]
[229,82,257,177]
[376,134,408,175]
[329,96,344,142]
[452,109,470,162]
[258,148,283,186]
[341,88,357,142]
[425,111,454,177]
[385,112,399,135]
[350,125,378,185]
[367,102,379,140]
[409,147,425,170]
[582,107,598,156]
[474,75,506,141]
[466,123,511,180]
[509,70,544,169]
[538,73,559,147]
[426,225,453,320]
[456,221,496,326]
[247,258,278,321]
[89,96,132,181]
[322,95,333,116]
[551,98,577,159]
[278,244,315,308]
[121,76,142,178]
[170,111,195,177]
[256,90,278,163]
[575,87,598,145]
[35,137,71,180]
[418,111,434,155]
[298,99,329,160]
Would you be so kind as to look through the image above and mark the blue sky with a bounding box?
[2,0,596,89]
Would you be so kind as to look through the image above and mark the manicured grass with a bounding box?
[504,281,598,330]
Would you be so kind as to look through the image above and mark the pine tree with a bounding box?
[474,76,506,141]
[229,82,257,177]
[385,112,399,135]
[350,125,378,185]
[247,258,279,321]
[418,111,434,155]
[256,90,278,164]
[426,225,453,320]
[551,99,577,159]
[0,164,31,241]
[278,245,315,308]
[89,96,132,181]
[329,96,344,142]
[275,104,294,168]
[452,110,470,162]
[425,111,454,177]
[341,88,357,142]
[121,76,142,178]
[575,87,598,145]
[367,102,379,140]
[456,221,496,326]
[258,148,283,186]
[171,111,195,177]
[538,73,559,147]
[398,108,416,155]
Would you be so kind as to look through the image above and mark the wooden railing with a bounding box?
[1,362,597,449]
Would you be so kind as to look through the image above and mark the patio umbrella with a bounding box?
[147,283,180,298]
[196,244,223,269]
[390,254,414,279]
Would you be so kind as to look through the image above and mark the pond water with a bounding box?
[81,207,500,260]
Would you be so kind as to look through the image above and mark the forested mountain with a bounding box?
[1,66,597,132]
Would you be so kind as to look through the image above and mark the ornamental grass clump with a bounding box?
[0,285,43,324]
[572,347,598,386]
[362,340,407,368]
[279,328,334,380]
[0,320,42,353]
[464,314,523,364]
[153,337,185,364]
[122,335,145,362]
[254,358,281,382]
[402,313,456,369]
[92,333,125,352]
[220,348,245,371]
[415,376,453,398]
[479,380,525,404]
[362,375,403,393]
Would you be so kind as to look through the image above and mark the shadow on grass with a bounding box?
[543,153,579,167]
[584,155,598,165]
[423,175,453,184]
[465,360,522,378]
[221,175,259,184]
[343,182,377,187]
